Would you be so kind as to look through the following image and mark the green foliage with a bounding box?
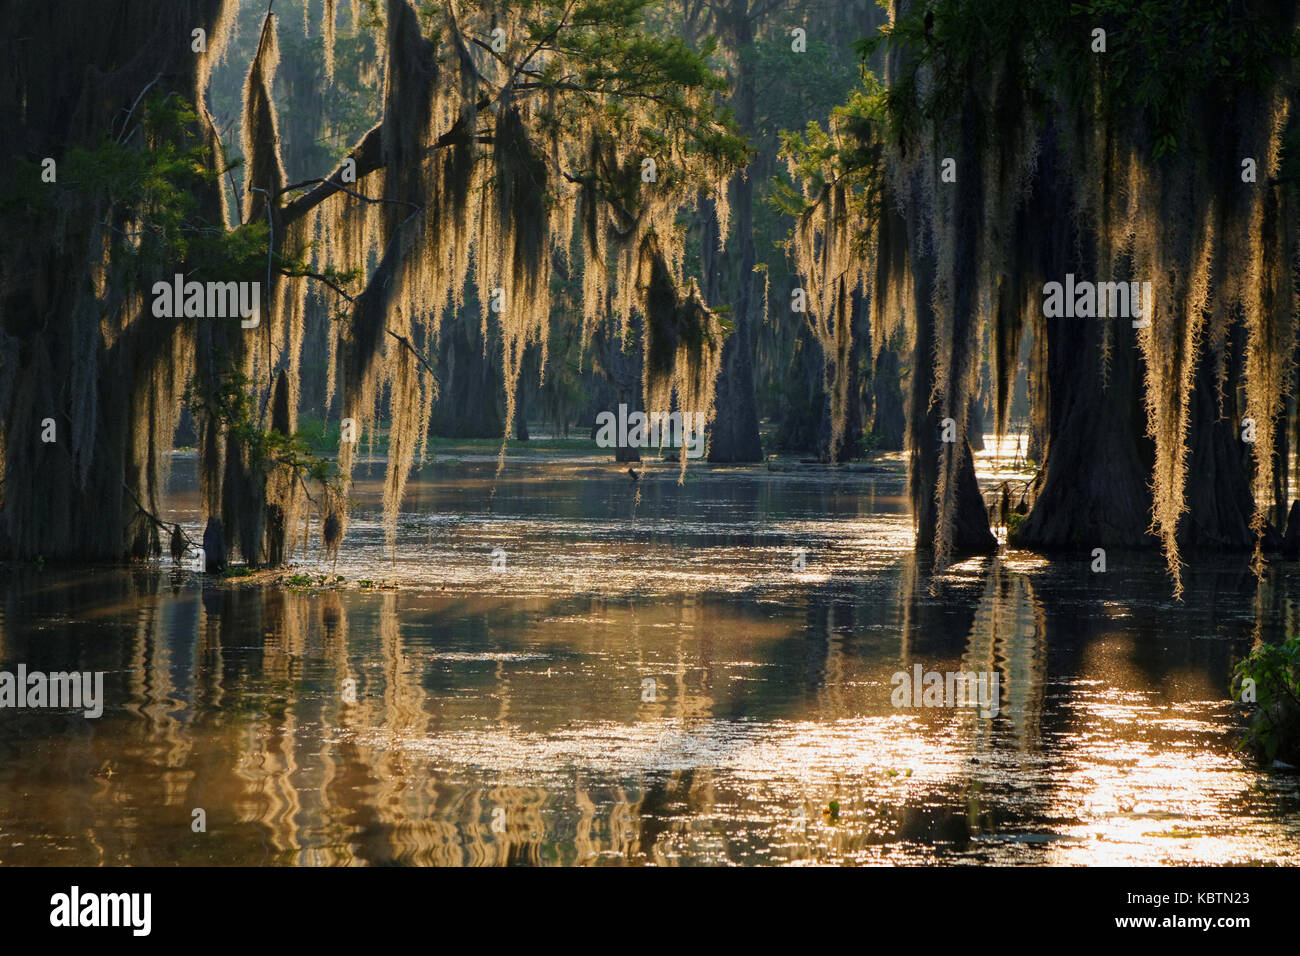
[860,0,1300,160]
[185,372,337,485]
[857,0,1048,152]
[68,94,215,225]
[279,572,345,589]
[472,0,750,205]
[1233,635,1300,765]
[775,79,887,212]
[772,78,888,284]
[276,249,364,307]
[423,0,749,182]
[6,93,247,272]
[6,89,280,312]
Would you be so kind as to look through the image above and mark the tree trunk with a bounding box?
[699,185,763,462]
[817,335,865,462]
[774,321,825,454]
[592,317,642,463]
[1178,338,1256,549]
[871,347,906,450]
[1015,133,1155,550]
[0,0,230,562]
[903,198,996,555]
[429,309,504,438]
[968,396,985,452]
[704,3,763,464]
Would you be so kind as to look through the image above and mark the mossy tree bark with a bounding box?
[903,184,995,557]
[4,0,748,565]
[1,0,231,562]
[1013,133,1157,550]
[702,0,765,464]
[870,347,906,451]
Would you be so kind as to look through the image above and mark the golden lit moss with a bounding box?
[253,0,743,550]
[323,0,338,82]
[788,0,1300,589]
[0,0,741,565]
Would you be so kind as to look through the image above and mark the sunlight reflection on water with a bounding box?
[0,450,1296,865]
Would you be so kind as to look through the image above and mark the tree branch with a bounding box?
[122,482,197,551]
[279,178,420,211]
[116,73,161,144]
[282,267,355,303]
[386,330,440,386]
[280,123,385,222]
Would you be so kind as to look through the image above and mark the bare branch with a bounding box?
[386,330,441,385]
[116,73,161,144]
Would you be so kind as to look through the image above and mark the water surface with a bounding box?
[1,449,1297,865]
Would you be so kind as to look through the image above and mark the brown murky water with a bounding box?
[1,449,1298,865]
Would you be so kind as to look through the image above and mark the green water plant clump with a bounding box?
[1233,634,1300,767]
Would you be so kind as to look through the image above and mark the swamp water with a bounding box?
[1,449,1297,865]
